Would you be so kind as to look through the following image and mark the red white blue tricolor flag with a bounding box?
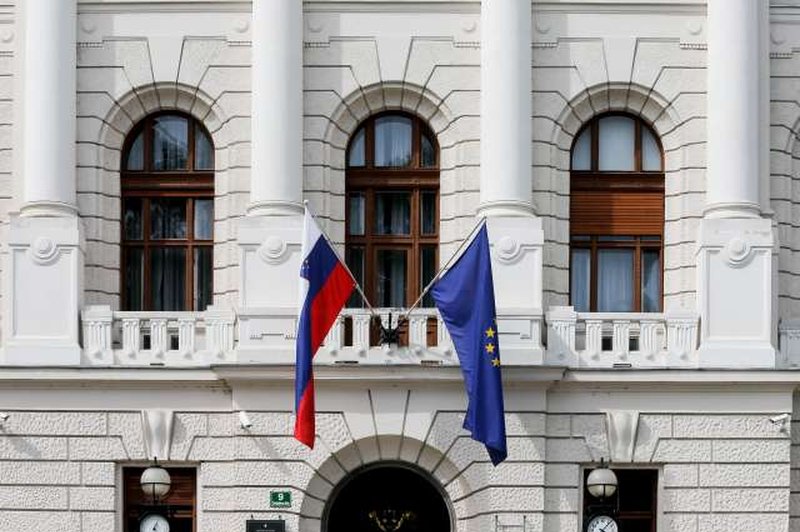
[295,208,355,448]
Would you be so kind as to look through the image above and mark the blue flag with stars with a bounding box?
[431,224,507,465]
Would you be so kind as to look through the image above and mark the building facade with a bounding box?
[0,0,798,530]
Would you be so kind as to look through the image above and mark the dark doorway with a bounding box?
[325,463,451,532]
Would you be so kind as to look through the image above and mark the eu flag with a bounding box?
[431,224,507,465]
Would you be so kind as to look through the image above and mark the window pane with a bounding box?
[346,247,365,308]
[376,249,406,307]
[194,125,213,170]
[348,127,366,167]
[571,128,591,171]
[641,250,661,312]
[150,198,187,239]
[421,192,437,235]
[597,249,634,312]
[571,249,591,312]
[642,127,662,171]
[375,192,410,235]
[194,199,213,240]
[348,193,365,236]
[375,115,412,167]
[126,131,144,171]
[150,247,186,311]
[124,248,144,311]
[421,246,436,308]
[421,131,436,167]
[153,115,189,170]
[598,116,635,171]
[194,247,213,311]
[123,198,143,240]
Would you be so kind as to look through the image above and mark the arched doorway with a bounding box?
[324,462,452,532]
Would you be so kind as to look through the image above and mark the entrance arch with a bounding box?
[323,461,452,532]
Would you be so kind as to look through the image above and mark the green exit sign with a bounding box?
[270,491,292,508]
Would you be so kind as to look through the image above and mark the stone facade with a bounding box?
[0,0,799,531]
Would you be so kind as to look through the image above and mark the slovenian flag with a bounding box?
[295,208,356,448]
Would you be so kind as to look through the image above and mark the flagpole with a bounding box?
[402,216,487,321]
[303,200,379,318]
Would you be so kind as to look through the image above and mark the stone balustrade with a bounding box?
[544,307,699,368]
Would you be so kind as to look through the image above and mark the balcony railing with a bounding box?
[81,306,235,366]
[544,307,699,367]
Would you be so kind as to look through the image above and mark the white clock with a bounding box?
[587,515,618,532]
[140,513,170,532]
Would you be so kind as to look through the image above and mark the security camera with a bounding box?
[0,413,9,422]
[769,413,791,425]
[238,410,253,430]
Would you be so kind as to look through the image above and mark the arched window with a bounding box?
[121,112,214,311]
[570,113,664,313]
[345,112,439,308]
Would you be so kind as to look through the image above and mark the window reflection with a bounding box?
[194,125,214,170]
[153,115,189,171]
[598,116,635,171]
[126,131,144,171]
[375,116,412,167]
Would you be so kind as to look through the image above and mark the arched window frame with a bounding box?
[569,112,665,313]
[345,111,440,309]
[120,111,215,311]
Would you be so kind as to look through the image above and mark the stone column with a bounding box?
[697,0,774,368]
[248,0,303,216]
[237,0,305,362]
[477,0,534,218]
[21,0,77,216]
[479,1,544,364]
[4,0,83,365]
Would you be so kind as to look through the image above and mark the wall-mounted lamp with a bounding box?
[586,458,618,500]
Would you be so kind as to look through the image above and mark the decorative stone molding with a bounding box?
[141,409,175,461]
[28,237,60,265]
[257,236,289,264]
[725,236,753,267]
[605,410,640,463]
[494,235,522,264]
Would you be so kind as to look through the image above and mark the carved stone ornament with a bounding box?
[29,237,60,265]
[606,410,640,463]
[141,409,175,461]
[257,235,289,264]
[494,236,522,264]
[725,236,752,267]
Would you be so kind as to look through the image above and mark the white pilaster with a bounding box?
[21,0,77,217]
[248,0,304,216]
[238,0,305,362]
[477,0,534,218]
[4,0,83,365]
[697,0,775,368]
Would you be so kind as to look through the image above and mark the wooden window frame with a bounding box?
[121,111,214,311]
[123,466,197,532]
[570,113,665,313]
[345,112,440,308]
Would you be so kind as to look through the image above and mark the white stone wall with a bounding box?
[0,2,15,341]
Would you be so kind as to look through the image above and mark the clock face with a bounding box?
[587,515,618,532]
[140,514,170,532]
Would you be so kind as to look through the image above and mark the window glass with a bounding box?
[348,193,366,236]
[150,247,186,311]
[194,248,213,311]
[123,198,143,240]
[597,249,634,312]
[421,246,436,308]
[346,247,365,308]
[376,249,407,307]
[641,250,661,312]
[642,127,662,171]
[195,125,214,170]
[571,249,591,312]
[571,129,592,171]
[598,116,635,171]
[349,127,366,167]
[150,198,187,239]
[421,131,436,167]
[194,199,213,240]
[375,192,411,235]
[126,131,144,171]
[153,115,189,170]
[375,115,413,167]
[124,248,144,311]
[421,191,437,235]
